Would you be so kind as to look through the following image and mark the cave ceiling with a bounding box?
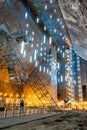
[0,0,86,61]
[0,0,87,83]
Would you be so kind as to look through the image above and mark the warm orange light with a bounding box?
[34,95,36,98]
[4,93,7,97]
[28,95,30,98]
[65,38,72,46]
[0,92,2,96]
[16,94,19,98]
[10,93,13,97]
[22,94,24,98]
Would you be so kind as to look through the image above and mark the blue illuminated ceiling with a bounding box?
[0,0,87,83]
[22,0,71,46]
[22,0,87,60]
[0,0,87,61]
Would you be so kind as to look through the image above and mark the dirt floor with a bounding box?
[1,110,87,130]
[42,110,87,130]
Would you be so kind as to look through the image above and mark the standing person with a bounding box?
[20,99,24,114]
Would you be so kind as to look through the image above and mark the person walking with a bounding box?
[20,99,24,114]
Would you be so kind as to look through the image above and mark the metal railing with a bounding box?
[0,106,54,119]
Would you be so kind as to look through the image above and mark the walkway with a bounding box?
[0,112,59,129]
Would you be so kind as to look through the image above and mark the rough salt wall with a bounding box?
[59,0,87,60]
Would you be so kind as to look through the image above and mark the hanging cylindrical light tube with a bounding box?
[69,47,75,102]
[76,56,83,102]
[65,48,71,101]
[21,41,25,54]
[65,47,74,103]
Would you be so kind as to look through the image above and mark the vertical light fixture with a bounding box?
[65,47,75,102]
[23,50,26,57]
[36,17,39,23]
[69,47,75,102]
[34,49,37,61]
[30,56,32,63]
[21,41,24,54]
[39,66,42,72]
[49,37,52,44]
[25,12,28,19]
[43,35,46,44]
[77,56,83,102]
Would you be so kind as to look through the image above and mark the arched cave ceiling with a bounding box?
[27,0,87,60]
[21,0,87,60]
[0,0,87,67]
